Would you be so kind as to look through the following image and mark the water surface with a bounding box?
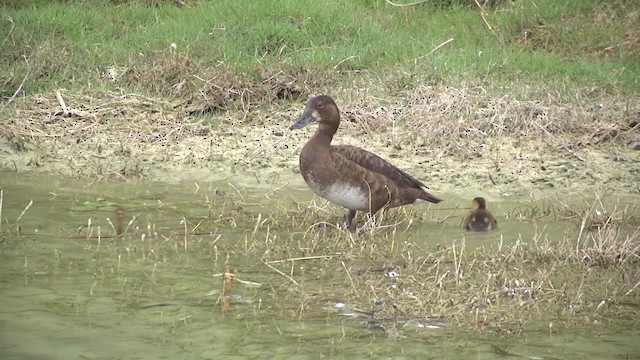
[0,172,638,359]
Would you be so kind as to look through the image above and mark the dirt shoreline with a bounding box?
[1,89,638,201]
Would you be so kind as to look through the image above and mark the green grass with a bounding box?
[1,0,638,100]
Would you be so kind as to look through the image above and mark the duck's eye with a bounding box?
[317,102,324,109]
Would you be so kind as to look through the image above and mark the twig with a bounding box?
[488,171,497,185]
[342,261,356,289]
[437,204,459,224]
[428,38,455,56]
[106,217,117,235]
[473,0,497,36]
[332,55,359,71]
[265,255,337,264]
[0,55,30,117]
[56,91,70,117]
[1,16,15,48]
[264,261,299,286]
[385,0,430,7]
[16,200,33,223]
[452,238,465,284]
[560,146,586,162]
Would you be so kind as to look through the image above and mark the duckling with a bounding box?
[462,197,497,231]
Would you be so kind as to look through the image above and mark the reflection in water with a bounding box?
[0,172,638,359]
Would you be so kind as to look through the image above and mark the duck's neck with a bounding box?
[309,122,338,148]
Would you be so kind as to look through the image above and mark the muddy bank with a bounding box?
[1,88,638,201]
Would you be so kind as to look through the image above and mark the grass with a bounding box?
[1,0,638,103]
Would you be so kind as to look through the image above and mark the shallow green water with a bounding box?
[0,172,638,359]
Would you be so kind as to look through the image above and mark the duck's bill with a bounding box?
[289,110,316,130]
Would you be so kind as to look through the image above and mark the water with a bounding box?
[0,172,638,359]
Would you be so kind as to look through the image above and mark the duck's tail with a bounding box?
[416,191,443,204]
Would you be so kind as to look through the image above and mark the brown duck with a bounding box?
[462,197,497,231]
[289,95,442,228]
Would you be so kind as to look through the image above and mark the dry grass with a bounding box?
[112,54,317,116]
[1,82,638,188]
[0,91,212,179]
[208,185,638,333]
[250,192,639,337]
[333,83,637,160]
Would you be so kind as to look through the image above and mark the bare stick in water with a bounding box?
[263,261,299,286]
[16,200,33,223]
[0,189,3,231]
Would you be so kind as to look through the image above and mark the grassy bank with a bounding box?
[0,0,638,186]
[1,0,638,103]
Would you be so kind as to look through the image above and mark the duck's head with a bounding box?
[471,197,487,210]
[289,95,340,130]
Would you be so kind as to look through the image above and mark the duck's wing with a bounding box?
[332,145,428,190]
[464,210,497,231]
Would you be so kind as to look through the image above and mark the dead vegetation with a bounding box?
[330,82,638,164]
[0,91,211,179]
[112,54,316,116]
[4,181,634,340]
[0,78,638,190]
[248,195,639,336]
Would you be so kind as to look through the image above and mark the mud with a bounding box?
[1,89,638,201]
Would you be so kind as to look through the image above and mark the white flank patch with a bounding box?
[307,179,369,210]
[413,198,425,204]
[326,183,369,210]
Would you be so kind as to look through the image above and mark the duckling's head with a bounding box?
[471,197,487,210]
[289,95,340,130]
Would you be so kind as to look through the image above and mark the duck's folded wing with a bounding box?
[332,145,428,189]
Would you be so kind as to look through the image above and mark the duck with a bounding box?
[289,95,442,228]
[462,197,497,231]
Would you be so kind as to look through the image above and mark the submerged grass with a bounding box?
[5,183,637,339]
[259,196,639,336]
[114,192,638,334]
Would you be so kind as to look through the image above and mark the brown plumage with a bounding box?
[462,197,497,231]
[289,95,442,228]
